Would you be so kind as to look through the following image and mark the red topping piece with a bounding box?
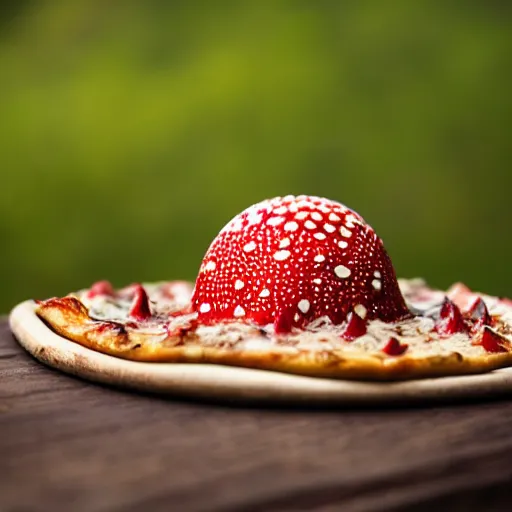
[466,297,492,332]
[382,337,409,356]
[478,327,511,353]
[128,284,152,321]
[87,280,115,299]
[192,195,410,332]
[341,311,367,341]
[161,281,195,318]
[436,298,468,336]
[447,282,478,311]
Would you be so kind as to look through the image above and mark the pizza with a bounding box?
[34,195,512,381]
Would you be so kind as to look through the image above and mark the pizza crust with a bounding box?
[10,300,512,404]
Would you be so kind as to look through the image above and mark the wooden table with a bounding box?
[2,317,512,512]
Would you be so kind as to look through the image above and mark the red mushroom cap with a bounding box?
[192,195,410,331]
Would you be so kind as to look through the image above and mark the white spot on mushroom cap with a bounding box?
[267,216,285,227]
[284,221,299,232]
[372,279,382,291]
[246,210,263,226]
[204,261,216,272]
[334,265,351,278]
[305,220,317,230]
[354,304,367,319]
[295,211,309,220]
[314,232,326,240]
[329,213,341,222]
[298,299,311,314]
[345,214,360,228]
[279,238,291,248]
[259,288,270,298]
[323,223,336,233]
[243,241,256,253]
[297,200,314,209]
[199,303,211,313]
[311,212,323,221]
[374,270,382,278]
[234,305,246,317]
[340,226,352,238]
[313,278,322,284]
[274,250,291,261]
[338,240,348,249]
[235,280,245,290]
[314,255,325,263]
[274,206,288,215]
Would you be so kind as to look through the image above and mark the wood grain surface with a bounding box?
[2,317,512,512]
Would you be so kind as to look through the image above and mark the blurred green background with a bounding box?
[1,1,511,313]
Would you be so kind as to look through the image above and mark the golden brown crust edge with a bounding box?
[35,297,512,382]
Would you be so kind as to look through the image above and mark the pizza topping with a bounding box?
[341,311,367,341]
[435,298,468,337]
[161,281,194,303]
[466,297,492,332]
[382,337,409,356]
[445,283,497,332]
[446,282,478,311]
[478,326,510,353]
[167,317,199,339]
[192,195,411,333]
[433,294,494,338]
[128,284,152,321]
[86,280,115,299]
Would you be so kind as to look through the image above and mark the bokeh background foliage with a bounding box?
[0,1,511,313]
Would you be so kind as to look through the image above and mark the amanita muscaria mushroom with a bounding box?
[192,195,411,333]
